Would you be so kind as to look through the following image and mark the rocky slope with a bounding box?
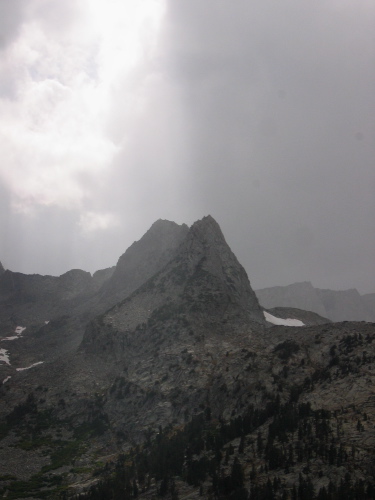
[256,282,375,323]
[0,268,102,328]
[0,219,187,329]
[0,267,115,369]
[0,217,374,499]
[0,220,189,371]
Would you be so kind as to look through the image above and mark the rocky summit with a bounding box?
[0,216,374,500]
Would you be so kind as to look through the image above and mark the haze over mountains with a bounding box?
[256,282,375,323]
[0,216,374,499]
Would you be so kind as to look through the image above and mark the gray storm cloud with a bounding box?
[155,0,375,292]
[0,0,374,294]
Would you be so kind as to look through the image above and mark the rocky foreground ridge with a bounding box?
[0,216,374,499]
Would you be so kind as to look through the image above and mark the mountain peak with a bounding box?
[99,219,189,303]
[82,216,264,355]
[0,261,4,276]
[178,216,264,323]
[179,215,227,257]
[189,215,225,243]
[149,218,188,232]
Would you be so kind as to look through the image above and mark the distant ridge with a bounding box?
[256,281,375,322]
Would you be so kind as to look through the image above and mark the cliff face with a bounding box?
[176,216,264,323]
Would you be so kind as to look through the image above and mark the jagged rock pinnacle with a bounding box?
[177,215,264,323]
[82,215,265,355]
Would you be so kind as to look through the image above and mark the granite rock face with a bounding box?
[82,215,265,355]
[177,216,264,323]
[99,219,189,307]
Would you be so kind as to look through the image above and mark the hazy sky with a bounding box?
[0,0,374,294]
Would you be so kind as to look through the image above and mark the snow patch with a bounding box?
[0,348,11,365]
[264,311,305,327]
[2,376,11,384]
[45,321,50,325]
[2,326,26,341]
[16,361,44,372]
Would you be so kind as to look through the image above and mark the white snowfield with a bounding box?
[16,361,44,372]
[264,311,305,327]
[0,348,11,365]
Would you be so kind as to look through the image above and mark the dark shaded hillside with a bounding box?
[0,220,189,370]
[75,321,375,500]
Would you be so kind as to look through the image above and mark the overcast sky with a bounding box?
[0,0,374,294]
